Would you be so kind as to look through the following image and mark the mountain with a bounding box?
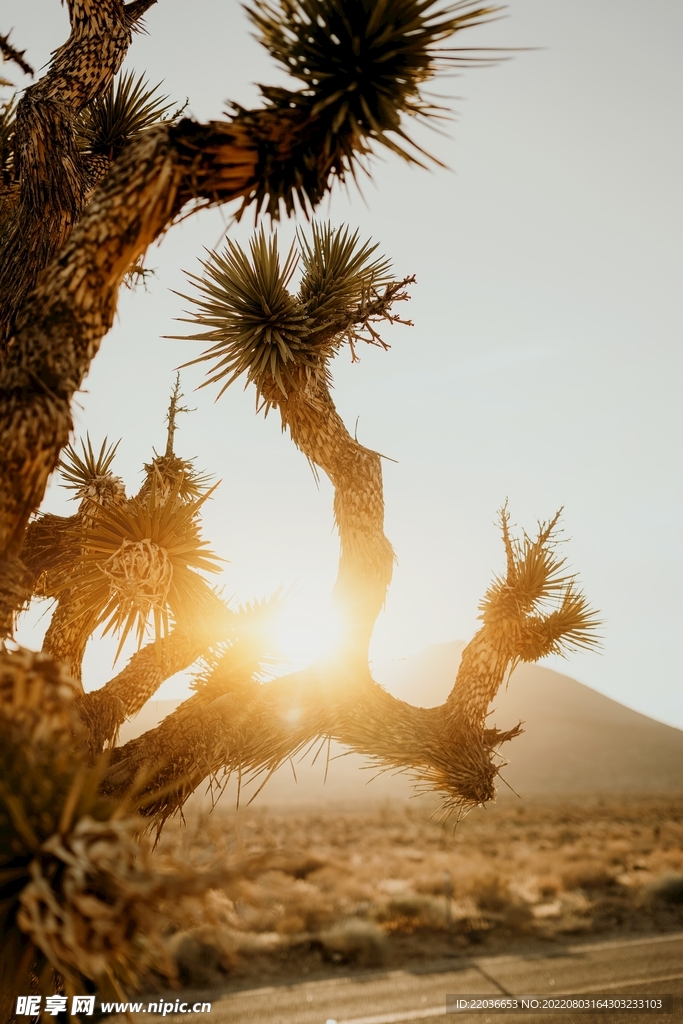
[118,642,683,807]
[374,642,683,796]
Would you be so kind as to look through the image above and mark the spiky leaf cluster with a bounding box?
[76,71,176,160]
[0,650,133,1004]
[59,435,121,497]
[298,222,393,327]
[22,439,124,599]
[0,31,33,80]
[479,507,602,660]
[178,223,401,402]
[237,0,497,213]
[137,376,215,501]
[142,454,214,503]
[56,481,222,657]
[179,230,311,397]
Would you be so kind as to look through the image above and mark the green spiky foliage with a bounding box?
[236,0,498,215]
[56,480,223,657]
[59,435,121,497]
[76,70,176,161]
[176,223,409,403]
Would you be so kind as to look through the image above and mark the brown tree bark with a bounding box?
[0,0,153,349]
[277,382,395,661]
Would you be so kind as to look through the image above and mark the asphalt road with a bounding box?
[203,932,683,1024]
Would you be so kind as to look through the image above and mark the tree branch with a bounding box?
[263,373,395,661]
[76,587,277,751]
[102,628,520,828]
[0,0,136,349]
[102,512,597,827]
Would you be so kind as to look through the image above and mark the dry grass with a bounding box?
[151,796,683,987]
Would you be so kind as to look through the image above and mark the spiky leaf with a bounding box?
[142,454,214,503]
[56,481,223,658]
[191,592,286,692]
[298,222,393,328]
[479,508,602,658]
[176,223,404,402]
[59,435,121,496]
[236,0,498,215]
[76,70,176,160]
[177,228,314,398]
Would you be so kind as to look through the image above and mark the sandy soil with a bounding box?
[151,795,683,989]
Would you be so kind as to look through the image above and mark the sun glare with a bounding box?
[274,598,346,671]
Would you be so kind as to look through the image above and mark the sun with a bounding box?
[274,594,346,671]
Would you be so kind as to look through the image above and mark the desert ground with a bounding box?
[118,646,683,994]
[151,795,683,990]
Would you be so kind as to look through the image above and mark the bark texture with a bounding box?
[279,382,394,660]
[0,0,146,348]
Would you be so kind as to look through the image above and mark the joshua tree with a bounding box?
[0,1,600,1013]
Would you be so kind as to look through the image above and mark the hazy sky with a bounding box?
[7,1,683,727]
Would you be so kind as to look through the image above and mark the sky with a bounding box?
[6,0,683,727]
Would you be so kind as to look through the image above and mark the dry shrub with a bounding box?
[319,919,387,967]
[150,798,683,984]
[276,914,307,935]
[470,873,510,912]
[376,893,450,931]
[657,850,683,871]
[201,890,243,930]
[501,903,534,934]
[414,872,452,896]
[561,861,616,891]
[283,891,337,932]
[276,855,327,879]
[314,863,353,891]
[169,932,232,988]
[647,874,683,905]
[537,875,562,898]
[509,874,562,905]
[233,902,278,932]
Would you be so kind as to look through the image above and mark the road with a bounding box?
[202,932,683,1023]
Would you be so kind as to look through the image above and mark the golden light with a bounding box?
[274,595,346,671]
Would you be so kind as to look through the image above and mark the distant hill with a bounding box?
[374,642,683,796]
[118,642,683,807]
